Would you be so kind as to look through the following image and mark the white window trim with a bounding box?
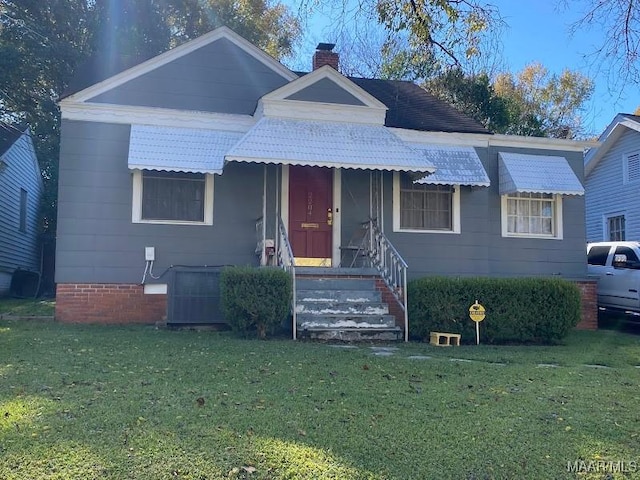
[500,193,563,240]
[623,150,640,185]
[132,169,214,225]
[392,171,461,234]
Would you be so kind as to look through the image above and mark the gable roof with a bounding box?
[585,113,640,176]
[0,124,25,157]
[258,66,388,125]
[61,26,297,103]
[62,26,489,135]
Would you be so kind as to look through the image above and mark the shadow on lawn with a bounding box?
[1,320,640,479]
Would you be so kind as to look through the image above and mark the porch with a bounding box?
[258,213,410,341]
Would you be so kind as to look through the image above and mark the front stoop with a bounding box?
[295,269,402,341]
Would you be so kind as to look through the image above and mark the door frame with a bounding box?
[281,164,341,266]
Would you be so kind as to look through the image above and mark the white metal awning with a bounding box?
[224,117,435,172]
[411,144,490,186]
[499,152,584,195]
[128,125,243,174]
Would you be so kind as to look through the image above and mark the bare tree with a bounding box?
[291,0,505,70]
[565,0,640,87]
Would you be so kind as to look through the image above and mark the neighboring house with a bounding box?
[55,27,596,332]
[585,114,640,242]
[0,125,43,296]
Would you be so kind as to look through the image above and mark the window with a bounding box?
[132,170,213,225]
[624,151,640,183]
[501,192,563,239]
[587,245,611,266]
[19,188,27,232]
[607,215,625,241]
[393,172,460,233]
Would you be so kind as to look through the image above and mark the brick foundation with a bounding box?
[55,284,167,324]
[374,278,406,330]
[574,280,598,330]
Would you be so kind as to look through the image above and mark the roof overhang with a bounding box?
[128,125,243,174]
[411,144,490,187]
[584,115,640,176]
[499,152,584,196]
[224,118,435,172]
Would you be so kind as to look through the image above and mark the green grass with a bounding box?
[0,298,55,316]
[1,320,639,479]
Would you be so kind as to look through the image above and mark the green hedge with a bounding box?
[407,277,581,344]
[220,266,292,339]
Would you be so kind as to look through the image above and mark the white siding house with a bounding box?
[585,114,640,242]
[0,126,43,295]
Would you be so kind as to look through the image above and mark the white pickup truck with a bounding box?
[587,241,640,315]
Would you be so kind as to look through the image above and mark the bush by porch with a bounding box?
[409,276,581,344]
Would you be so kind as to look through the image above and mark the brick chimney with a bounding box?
[312,43,338,71]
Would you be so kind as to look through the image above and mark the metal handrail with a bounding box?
[277,217,297,339]
[365,219,409,341]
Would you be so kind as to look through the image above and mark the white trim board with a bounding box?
[280,165,342,267]
[60,102,256,132]
[391,128,597,152]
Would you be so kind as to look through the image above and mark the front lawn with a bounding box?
[0,297,55,316]
[1,320,639,479]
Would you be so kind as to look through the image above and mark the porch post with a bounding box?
[403,267,409,342]
[261,164,267,266]
[275,165,280,257]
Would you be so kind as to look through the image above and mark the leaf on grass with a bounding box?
[242,466,256,473]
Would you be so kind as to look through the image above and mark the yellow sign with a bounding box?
[469,301,486,322]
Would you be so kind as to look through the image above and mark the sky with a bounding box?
[283,0,640,137]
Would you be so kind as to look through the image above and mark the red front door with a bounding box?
[289,166,333,264]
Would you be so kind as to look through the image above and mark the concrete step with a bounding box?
[296,277,376,291]
[297,313,397,329]
[296,301,389,315]
[297,289,382,303]
[301,327,402,341]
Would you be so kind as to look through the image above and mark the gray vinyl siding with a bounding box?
[0,132,42,293]
[88,38,290,115]
[586,128,640,242]
[376,146,587,280]
[56,120,264,284]
[285,78,366,105]
[57,119,588,284]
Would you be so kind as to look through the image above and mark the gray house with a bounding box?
[585,114,640,242]
[56,27,595,335]
[0,125,43,296]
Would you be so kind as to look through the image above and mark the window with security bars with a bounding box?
[142,170,205,221]
[625,152,640,183]
[506,192,555,235]
[608,215,625,241]
[400,174,453,230]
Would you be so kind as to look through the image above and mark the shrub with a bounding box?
[220,266,292,339]
[408,277,581,345]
